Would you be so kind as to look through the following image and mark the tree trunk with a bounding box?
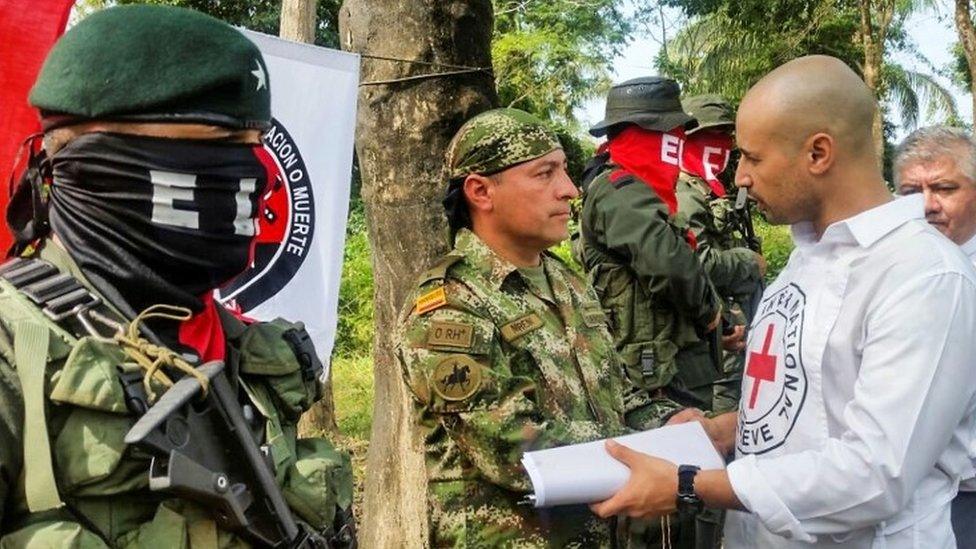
[280,0,319,43]
[863,54,885,163]
[858,0,894,165]
[956,0,976,122]
[858,0,884,164]
[339,2,497,547]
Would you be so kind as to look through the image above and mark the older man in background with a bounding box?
[895,126,976,546]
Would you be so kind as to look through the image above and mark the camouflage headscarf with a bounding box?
[443,108,562,233]
[446,108,561,180]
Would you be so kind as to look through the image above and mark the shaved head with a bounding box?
[734,55,889,234]
[740,55,877,155]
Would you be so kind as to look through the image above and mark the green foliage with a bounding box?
[882,63,959,130]
[655,1,862,101]
[331,353,374,440]
[492,0,631,126]
[656,0,957,135]
[753,216,793,281]
[555,125,596,185]
[113,0,341,47]
[950,41,976,98]
[333,200,375,358]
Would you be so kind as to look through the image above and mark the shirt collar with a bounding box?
[791,193,924,249]
[960,233,976,262]
[453,228,520,290]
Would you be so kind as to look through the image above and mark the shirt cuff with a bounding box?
[727,455,816,543]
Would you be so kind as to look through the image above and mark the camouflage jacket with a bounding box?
[674,172,761,301]
[674,172,763,414]
[0,240,353,548]
[396,229,677,548]
[578,165,722,411]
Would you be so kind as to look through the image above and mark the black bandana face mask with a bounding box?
[47,132,270,318]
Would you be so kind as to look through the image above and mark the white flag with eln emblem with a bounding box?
[217,30,360,377]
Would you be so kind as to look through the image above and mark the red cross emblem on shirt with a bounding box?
[745,324,778,409]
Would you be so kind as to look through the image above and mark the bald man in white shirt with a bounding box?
[895,126,976,546]
[590,55,976,548]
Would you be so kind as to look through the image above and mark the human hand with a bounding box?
[706,308,722,333]
[721,325,746,351]
[666,408,731,455]
[589,440,678,519]
[666,407,705,426]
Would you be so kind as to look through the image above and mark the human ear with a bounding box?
[463,174,495,214]
[807,133,833,176]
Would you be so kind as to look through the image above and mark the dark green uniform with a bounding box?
[580,78,725,549]
[579,167,722,411]
[1,5,353,547]
[676,94,763,414]
[675,172,762,411]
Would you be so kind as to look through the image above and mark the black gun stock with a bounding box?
[125,361,333,548]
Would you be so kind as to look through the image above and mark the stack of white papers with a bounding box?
[521,422,726,508]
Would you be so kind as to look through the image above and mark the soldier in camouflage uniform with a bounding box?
[0,6,353,547]
[396,108,678,547]
[578,78,740,549]
[675,95,765,413]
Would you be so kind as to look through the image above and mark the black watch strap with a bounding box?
[676,464,703,514]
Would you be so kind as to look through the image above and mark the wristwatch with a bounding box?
[676,464,703,514]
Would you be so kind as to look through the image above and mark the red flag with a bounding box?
[0,0,75,251]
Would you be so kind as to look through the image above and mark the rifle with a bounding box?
[125,361,340,548]
[733,187,765,321]
[733,187,762,254]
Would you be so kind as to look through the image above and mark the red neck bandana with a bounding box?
[681,130,734,197]
[607,126,685,214]
[178,291,227,363]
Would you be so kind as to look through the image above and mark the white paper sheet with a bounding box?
[521,422,726,507]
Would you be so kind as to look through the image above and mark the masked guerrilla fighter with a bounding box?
[0,6,354,547]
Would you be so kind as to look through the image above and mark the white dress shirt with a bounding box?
[724,194,976,548]
[959,234,976,494]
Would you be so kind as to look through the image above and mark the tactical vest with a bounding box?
[674,173,746,252]
[578,166,721,410]
[0,256,353,548]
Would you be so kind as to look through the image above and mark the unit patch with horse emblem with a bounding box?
[430,355,483,402]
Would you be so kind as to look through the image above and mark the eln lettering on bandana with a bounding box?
[606,125,698,248]
[48,132,271,359]
[681,130,734,197]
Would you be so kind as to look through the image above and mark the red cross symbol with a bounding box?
[745,324,778,409]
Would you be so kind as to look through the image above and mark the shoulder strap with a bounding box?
[0,258,103,514]
[14,321,61,512]
[0,258,101,323]
[580,150,611,194]
[419,253,464,285]
[608,169,638,190]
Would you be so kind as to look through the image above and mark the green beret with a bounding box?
[446,108,561,180]
[30,5,270,129]
[682,94,735,135]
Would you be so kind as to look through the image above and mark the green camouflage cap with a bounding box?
[30,5,271,130]
[682,94,735,135]
[446,108,562,180]
[589,76,695,137]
